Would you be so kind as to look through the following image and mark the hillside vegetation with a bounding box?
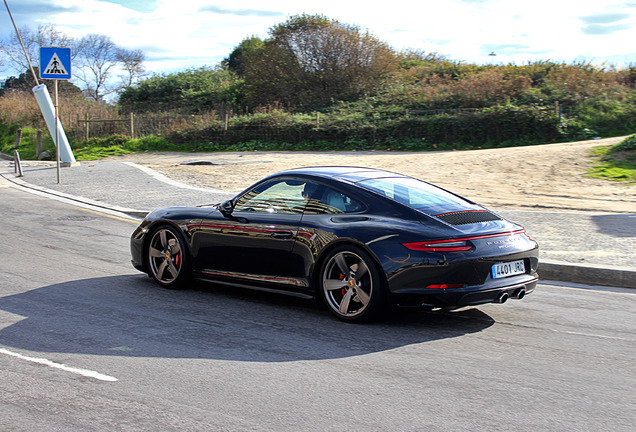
[1,14,635,180]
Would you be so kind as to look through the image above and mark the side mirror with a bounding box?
[219,199,234,216]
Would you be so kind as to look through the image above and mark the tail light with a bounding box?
[402,229,526,252]
[402,239,471,252]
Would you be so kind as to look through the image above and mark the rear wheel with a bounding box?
[319,245,384,322]
[147,225,191,289]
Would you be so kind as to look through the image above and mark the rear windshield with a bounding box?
[356,176,479,215]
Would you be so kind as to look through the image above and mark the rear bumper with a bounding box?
[382,243,539,308]
[390,274,538,308]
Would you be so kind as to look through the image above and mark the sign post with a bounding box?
[39,47,73,183]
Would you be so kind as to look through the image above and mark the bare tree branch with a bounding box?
[0,24,75,73]
[116,47,146,87]
[74,33,119,101]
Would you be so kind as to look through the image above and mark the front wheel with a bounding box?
[147,225,191,289]
[319,245,385,322]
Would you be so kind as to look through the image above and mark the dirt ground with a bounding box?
[112,136,635,213]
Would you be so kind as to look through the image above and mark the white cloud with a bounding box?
[1,0,635,80]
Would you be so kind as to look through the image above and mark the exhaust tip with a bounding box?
[495,292,509,304]
[514,288,526,300]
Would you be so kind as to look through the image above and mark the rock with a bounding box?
[38,150,52,161]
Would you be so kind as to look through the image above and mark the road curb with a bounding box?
[0,172,147,219]
[539,259,636,289]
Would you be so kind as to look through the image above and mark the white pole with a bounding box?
[32,84,77,164]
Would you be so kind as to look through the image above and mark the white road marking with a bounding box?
[0,348,118,382]
[552,329,634,342]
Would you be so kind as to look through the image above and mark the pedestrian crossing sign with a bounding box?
[40,47,72,80]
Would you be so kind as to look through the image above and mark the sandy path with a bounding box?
[111,137,635,213]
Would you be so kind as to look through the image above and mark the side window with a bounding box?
[305,187,365,214]
[233,179,313,214]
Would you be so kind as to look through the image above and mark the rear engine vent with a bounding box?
[435,210,502,225]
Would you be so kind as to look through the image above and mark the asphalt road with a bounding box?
[1,184,635,431]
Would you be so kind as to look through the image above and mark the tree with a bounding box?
[243,14,398,110]
[0,24,75,76]
[116,47,146,87]
[224,36,264,76]
[0,24,146,101]
[118,66,242,114]
[398,49,448,69]
[0,67,83,98]
[73,34,119,101]
[74,35,148,101]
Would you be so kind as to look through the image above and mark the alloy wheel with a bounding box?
[322,249,375,320]
[148,227,185,286]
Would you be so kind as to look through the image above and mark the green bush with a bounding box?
[154,103,562,149]
[613,134,636,152]
[118,66,243,114]
[558,118,599,141]
[572,93,636,137]
[3,56,634,161]
[0,121,21,152]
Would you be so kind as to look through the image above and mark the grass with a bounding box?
[73,135,444,156]
[587,135,636,182]
[73,145,135,160]
[3,123,635,184]
[0,126,56,160]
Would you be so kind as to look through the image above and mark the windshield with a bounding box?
[356,176,479,215]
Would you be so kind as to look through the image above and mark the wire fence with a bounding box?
[59,102,566,143]
[62,112,218,140]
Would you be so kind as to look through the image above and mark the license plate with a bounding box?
[491,260,525,279]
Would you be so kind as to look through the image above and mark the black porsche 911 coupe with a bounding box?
[130,166,539,322]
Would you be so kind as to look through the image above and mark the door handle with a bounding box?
[271,231,294,240]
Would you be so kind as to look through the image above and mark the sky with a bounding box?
[1,0,636,80]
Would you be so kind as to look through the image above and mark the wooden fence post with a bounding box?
[224,113,229,131]
[14,128,22,149]
[85,113,90,141]
[130,112,135,138]
[36,129,43,158]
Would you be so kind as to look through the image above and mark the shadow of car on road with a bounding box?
[591,214,636,238]
[0,275,495,362]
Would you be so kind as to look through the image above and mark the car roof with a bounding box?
[275,166,411,183]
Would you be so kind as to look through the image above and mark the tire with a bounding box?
[319,245,385,322]
[147,225,191,289]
